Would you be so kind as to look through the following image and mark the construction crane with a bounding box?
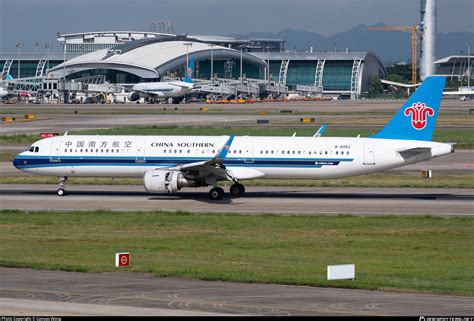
[368,25,420,84]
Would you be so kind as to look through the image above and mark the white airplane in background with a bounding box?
[127,58,195,103]
[14,76,453,200]
[0,87,8,99]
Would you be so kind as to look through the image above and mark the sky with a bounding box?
[0,0,472,52]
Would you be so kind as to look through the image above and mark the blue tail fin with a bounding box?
[184,57,195,83]
[371,76,446,141]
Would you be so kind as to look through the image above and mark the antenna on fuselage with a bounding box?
[64,131,68,136]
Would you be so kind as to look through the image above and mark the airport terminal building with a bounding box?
[1,31,387,98]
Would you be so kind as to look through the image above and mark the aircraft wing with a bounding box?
[134,89,165,97]
[169,82,194,89]
[163,136,238,181]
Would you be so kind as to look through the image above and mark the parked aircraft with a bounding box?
[127,58,195,104]
[13,76,453,200]
[0,87,8,98]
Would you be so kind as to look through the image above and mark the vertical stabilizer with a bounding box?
[371,76,446,141]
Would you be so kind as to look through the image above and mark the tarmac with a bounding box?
[1,184,472,216]
[1,100,471,135]
[1,267,472,316]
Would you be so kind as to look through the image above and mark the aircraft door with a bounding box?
[136,141,146,163]
[363,142,375,165]
[244,146,254,164]
[50,140,61,162]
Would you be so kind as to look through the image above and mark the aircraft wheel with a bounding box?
[229,183,245,197]
[209,187,225,200]
[57,188,67,196]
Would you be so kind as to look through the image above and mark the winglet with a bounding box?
[216,135,234,160]
[313,124,327,137]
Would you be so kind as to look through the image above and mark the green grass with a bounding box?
[0,152,15,161]
[2,125,473,148]
[0,210,472,295]
[1,173,473,188]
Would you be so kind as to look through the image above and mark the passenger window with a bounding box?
[325,151,328,155]
[336,151,339,155]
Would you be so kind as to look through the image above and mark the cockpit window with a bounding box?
[35,147,39,152]
[28,146,34,152]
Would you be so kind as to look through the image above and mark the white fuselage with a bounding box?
[14,135,453,180]
[0,87,8,98]
[132,81,193,98]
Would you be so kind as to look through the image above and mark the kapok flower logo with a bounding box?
[404,102,434,130]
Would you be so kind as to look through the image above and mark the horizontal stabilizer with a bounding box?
[397,147,432,159]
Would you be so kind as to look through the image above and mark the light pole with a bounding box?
[240,45,243,84]
[45,44,52,75]
[15,42,23,79]
[208,44,214,83]
[468,42,471,89]
[266,46,270,84]
[183,42,193,79]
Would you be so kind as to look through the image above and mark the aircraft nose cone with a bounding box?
[12,155,23,169]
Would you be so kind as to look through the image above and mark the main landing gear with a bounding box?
[57,176,68,196]
[229,183,245,197]
[209,187,225,200]
[208,183,246,200]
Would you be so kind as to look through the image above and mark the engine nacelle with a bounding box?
[143,170,197,194]
[127,92,140,102]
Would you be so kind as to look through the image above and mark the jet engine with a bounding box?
[127,92,140,102]
[143,169,199,194]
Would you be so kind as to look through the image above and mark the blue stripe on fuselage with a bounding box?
[13,155,353,170]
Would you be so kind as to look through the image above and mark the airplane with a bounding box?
[0,87,8,99]
[13,76,454,200]
[127,58,195,104]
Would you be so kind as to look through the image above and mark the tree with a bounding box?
[368,77,383,97]
[385,73,407,84]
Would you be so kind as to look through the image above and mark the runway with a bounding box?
[0,267,472,316]
[1,184,472,216]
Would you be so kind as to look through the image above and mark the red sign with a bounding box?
[39,133,59,138]
[115,252,130,267]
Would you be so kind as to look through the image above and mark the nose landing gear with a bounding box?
[57,176,68,196]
